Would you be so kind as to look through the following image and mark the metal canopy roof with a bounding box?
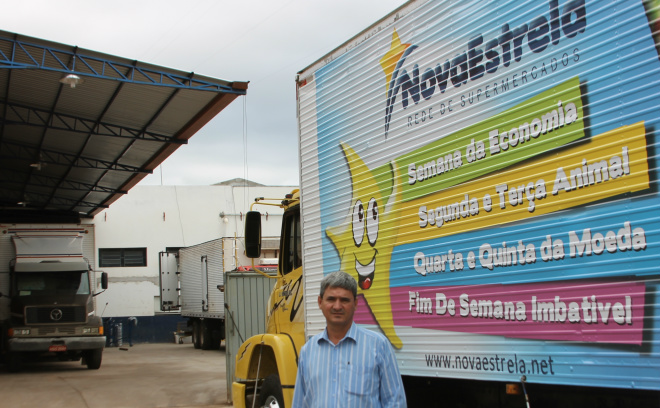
[0,30,248,223]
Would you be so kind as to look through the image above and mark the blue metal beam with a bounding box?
[0,35,246,94]
[6,189,109,210]
[1,140,152,174]
[1,100,187,144]
[0,167,128,195]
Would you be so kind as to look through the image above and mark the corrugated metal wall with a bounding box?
[224,271,277,403]
[298,0,660,391]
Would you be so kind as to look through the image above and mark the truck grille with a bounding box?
[25,306,86,324]
[38,327,77,335]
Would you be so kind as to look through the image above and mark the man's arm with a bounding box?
[378,339,407,407]
[291,346,308,408]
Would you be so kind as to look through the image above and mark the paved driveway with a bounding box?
[0,343,231,408]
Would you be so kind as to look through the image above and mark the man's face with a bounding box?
[318,286,357,329]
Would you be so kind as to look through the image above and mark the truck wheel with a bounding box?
[259,374,284,408]
[200,320,213,350]
[192,320,201,349]
[7,352,22,373]
[212,322,225,349]
[84,348,103,369]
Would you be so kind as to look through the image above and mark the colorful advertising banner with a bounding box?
[299,0,660,390]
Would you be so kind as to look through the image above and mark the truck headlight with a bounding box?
[9,328,30,336]
[82,327,100,334]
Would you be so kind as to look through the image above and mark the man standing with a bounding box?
[291,271,406,408]
[127,316,138,347]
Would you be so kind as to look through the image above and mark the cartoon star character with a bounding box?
[326,142,403,348]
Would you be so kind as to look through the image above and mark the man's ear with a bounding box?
[318,295,322,308]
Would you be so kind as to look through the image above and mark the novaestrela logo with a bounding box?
[381,0,587,138]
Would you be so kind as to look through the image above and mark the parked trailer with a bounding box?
[234,0,660,406]
[159,238,278,350]
[0,225,108,371]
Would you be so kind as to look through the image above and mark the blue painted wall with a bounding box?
[104,315,188,345]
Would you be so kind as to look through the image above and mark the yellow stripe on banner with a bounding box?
[399,122,650,241]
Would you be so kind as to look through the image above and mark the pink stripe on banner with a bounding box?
[355,294,378,325]
[358,280,646,345]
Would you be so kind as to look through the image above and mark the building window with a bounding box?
[99,248,147,267]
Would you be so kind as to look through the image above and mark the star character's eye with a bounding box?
[366,198,379,246]
[352,200,364,247]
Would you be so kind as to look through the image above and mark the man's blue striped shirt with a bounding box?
[291,322,406,408]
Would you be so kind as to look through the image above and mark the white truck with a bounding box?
[234,0,660,406]
[0,225,107,371]
[160,238,277,350]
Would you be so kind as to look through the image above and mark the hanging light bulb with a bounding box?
[60,74,83,88]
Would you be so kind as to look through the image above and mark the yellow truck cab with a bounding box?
[232,190,303,408]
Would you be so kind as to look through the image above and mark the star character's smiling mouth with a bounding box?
[355,252,376,290]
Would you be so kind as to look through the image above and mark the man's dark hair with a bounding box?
[319,271,357,299]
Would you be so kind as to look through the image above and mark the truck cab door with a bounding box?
[267,206,304,335]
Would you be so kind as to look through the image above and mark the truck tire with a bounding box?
[200,320,213,350]
[211,322,225,349]
[259,374,285,408]
[7,352,22,373]
[84,348,103,369]
[192,320,201,349]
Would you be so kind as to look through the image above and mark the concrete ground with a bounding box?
[0,343,232,408]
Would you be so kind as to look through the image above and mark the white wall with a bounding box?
[93,185,295,317]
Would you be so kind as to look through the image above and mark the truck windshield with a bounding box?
[15,271,91,296]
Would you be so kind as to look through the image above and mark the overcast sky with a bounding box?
[2,0,406,186]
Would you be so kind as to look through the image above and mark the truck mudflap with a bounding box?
[8,336,106,352]
[233,333,300,408]
[231,383,247,408]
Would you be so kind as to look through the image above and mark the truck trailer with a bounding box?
[160,237,278,350]
[0,225,107,372]
[233,0,660,407]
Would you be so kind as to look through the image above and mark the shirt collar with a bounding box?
[319,322,358,345]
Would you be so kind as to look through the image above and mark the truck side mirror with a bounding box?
[245,211,262,258]
[101,272,108,290]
